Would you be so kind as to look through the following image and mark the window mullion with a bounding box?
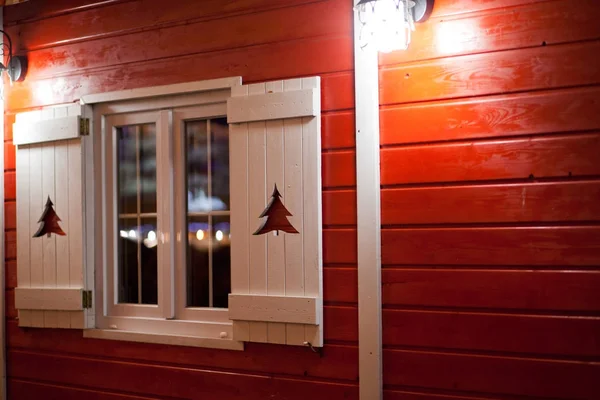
[135,125,142,305]
[207,119,214,308]
[157,110,175,319]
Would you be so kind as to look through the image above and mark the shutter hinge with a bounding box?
[82,290,93,309]
[79,117,90,136]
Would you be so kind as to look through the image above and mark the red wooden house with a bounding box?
[1,0,599,399]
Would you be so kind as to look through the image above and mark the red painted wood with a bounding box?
[321,73,354,112]
[324,268,358,304]
[381,181,600,225]
[428,0,548,18]
[322,151,355,188]
[5,260,17,289]
[383,310,600,357]
[4,202,15,230]
[383,349,600,399]
[12,0,325,50]
[384,390,493,400]
[381,0,600,65]
[7,35,353,110]
[4,142,15,170]
[5,230,16,260]
[322,111,354,150]
[380,41,600,106]
[4,0,126,24]
[4,171,15,200]
[9,351,359,400]
[6,289,16,319]
[383,269,600,311]
[9,379,162,400]
[322,151,355,189]
[381,133,600,185]
[323,190,356,226]
[24,0,351,79]
[382,227,600,266]
[6,320,359,382]
[323,229,357,264]
[380,86,600,145]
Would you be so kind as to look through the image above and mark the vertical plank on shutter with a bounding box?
[283,78,306,345]
[265,80,287,344]
[16,145,32,327]
[28,144,44,327]
[230,84,250,341]
[54,107,72,328]
[302,77,323,347]
[41,139,59,328]
[68,139,85,329]
[247,82,268,343]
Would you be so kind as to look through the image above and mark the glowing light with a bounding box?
[215,230,224,242]
[196,230,205,241]
[119,230,128,238]
[147,230,156,241]
[356,0,413,53]
[128,229,136,239]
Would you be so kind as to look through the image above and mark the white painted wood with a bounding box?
[15,288,84,311]
[226,77,323,346]
[41,140,59,328]
[13,116,82,146]
[157,110,174,319]
[227,88,318,123]
[229,84,251,341]
[28,144,44,328]
[84,329,244,351]
[354,0,383,397]
[229,295,320,325]
[301,77,323,347]
[95,314,233,338]
[81,76,242,104]
[246,82,268,343]
[16,145,32,327]
[282,78,306,346]
[264,80,287,344]
[0,9,5,393]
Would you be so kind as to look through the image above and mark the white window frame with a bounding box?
[83,77,244,350]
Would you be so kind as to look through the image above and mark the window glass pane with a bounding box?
[140,124,157,214]
[186,121,209,213]
[187,216,209,307]
[116,123,157,305]
[118,127,137,214]
[118,218,139,303]
[140,217,158,304]
[210,118,230,210]
[212,215,231,308]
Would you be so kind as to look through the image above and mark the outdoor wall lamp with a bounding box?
[355,0,434,52]
[0,29,27,82]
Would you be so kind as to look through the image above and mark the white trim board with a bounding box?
[354,1,383,399]
[81,76,242,105]
[0,7,6,398]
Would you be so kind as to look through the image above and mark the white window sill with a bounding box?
[84,329,244,351]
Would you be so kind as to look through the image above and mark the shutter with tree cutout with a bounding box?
[227,77,323,347]
[13,103,94,329]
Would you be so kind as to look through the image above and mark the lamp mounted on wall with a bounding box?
[355,0,434,53]
[0,29,27,82]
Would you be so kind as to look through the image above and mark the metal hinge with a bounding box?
[79,117,90,136]
[82,290,93,309]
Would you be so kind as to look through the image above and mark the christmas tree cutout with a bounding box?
[33,196,66,238]
[253,184,299,236]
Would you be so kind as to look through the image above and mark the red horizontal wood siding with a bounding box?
[4,1,358,399]
[380,0,600,398]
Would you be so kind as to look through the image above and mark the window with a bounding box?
[94,89,236,340]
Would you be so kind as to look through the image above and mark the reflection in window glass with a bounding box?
[185,118,231,308]
[117,124,158,305]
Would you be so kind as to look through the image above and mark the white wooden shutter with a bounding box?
[227,77,323,347]
[13,104,94,329]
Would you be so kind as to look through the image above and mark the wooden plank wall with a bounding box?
[379,0,600,399]
[3,0,358,398]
